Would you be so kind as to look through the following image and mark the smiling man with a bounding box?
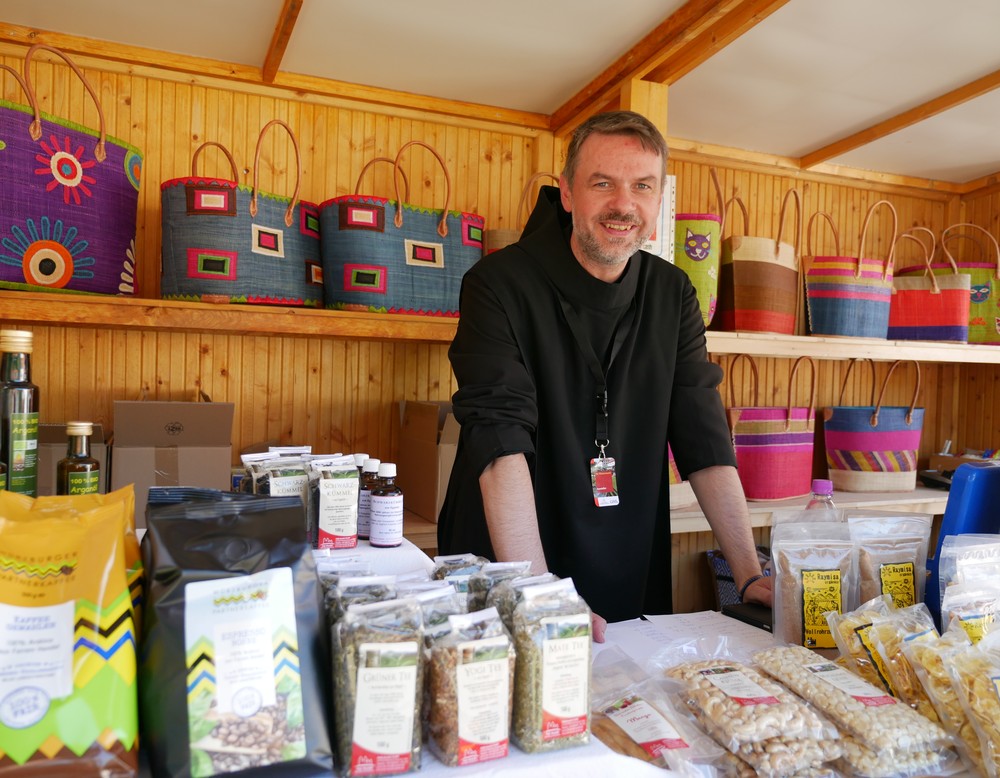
[437,111,771,637]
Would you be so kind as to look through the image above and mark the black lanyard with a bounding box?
[556,294,636,453]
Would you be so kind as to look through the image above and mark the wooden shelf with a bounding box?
[670,486,951,534]
[4,291,1000,362]
[403,510,438,553]
[0,290,459,343]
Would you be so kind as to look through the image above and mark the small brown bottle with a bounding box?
[357,457,381,540]
[57,421,101,495]
[369,462,403,548]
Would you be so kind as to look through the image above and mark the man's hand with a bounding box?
[591,612,608,643]
[742,574,773,607]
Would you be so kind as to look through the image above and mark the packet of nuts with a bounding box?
[826,594,897,694]
[331,597,424,777]
[426,606,516,767]
[510,577,592,754]
[591,646,727,772]
[466,560,533,612]
[771,519,857,655]
[900,628,986,775]
[847,511,931,609]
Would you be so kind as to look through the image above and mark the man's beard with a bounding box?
[572,211,651,268]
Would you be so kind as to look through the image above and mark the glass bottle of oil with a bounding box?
[57,421,101,495]
[1,330,40,495]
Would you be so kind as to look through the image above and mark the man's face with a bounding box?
[560,132,663,279]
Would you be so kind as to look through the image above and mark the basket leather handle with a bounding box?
[856,199,897,280]
[871,360,921,428]
[941,222,1000,281]
[191,141,239,181]
[775,188,802,258]
[250,119,301,227]
[895,227,942,293]
[23,44,108,162]
[710,167,727,233]
[723,196,750,238]
[515,172,559,230]
[726,353,760,408]
[354,156,410,201]
[836,357,878,406]
[392,140,451,237]
[786,356,817,432]
[806,211,840,257]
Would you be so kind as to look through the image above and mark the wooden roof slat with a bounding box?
[262,0,304,84]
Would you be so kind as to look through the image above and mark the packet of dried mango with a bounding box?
[0,488,138,777]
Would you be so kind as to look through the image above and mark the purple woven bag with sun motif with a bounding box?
[0,45,142,296]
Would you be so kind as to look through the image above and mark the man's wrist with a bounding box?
[738,574,765,602]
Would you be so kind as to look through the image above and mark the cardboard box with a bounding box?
[396,401,459,522]
[37,423,110,496]
[929,454,990,473]
[110,401,235,528]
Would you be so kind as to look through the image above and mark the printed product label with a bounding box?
[853,622,895,694]
[0,601,74,730]
[5,412,39,495]
[699,666,779,705]
[184,568,305,777]
[455,635,510,765]
[806,661,896,706]
[351,641,419,775]
[604,694,689,757]
[317,471,359,549]
[878,562,916,607]
[540,613,590,741]
[269,471,308,502]
[66,470,100,495]
[357,489,372,538]
[368,494,403,546]
[958,612,995,644]
[800,568,841,649]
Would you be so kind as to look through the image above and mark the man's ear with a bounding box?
[559,175,572,212]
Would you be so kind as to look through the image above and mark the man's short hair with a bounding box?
[563,110,669,187]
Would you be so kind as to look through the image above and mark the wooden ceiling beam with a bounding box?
[262,0,304,84]
[800,66,1000,170]
[549,0,789,136]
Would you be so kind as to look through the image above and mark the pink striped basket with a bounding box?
[726,354,817,500]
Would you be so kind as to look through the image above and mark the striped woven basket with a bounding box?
[823,359,924,492]
[726,354,817,500]
[805,200,898,338]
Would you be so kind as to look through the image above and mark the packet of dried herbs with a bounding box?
[431,553,489,593]
[466,560,532,612]
[771,518,856,654]
[486,572,559,633]
[141,492,333,777]
[847,511,931,608]
[411,584,467,648]
[307,455,360,550]
[326,574,397,626]
[332,597,424,777]
[426,606,516,767]
[511,577,591,753]
[0,490,139,777]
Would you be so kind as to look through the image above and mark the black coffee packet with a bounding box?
[140,489,332,777]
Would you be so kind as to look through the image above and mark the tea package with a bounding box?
[140,492,333,778]
[0,489,139,777]
[510,577,591,754]
[331,597,424,777]
[465,560,532,612]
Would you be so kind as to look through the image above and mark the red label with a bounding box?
[457,738,508,766]
[350,744,411,776]
[594,470,614,493]
[318,530,358,550]
[541,710,588,741]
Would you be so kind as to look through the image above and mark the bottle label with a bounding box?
[369,493,403,546]
[4,412,38,495]
[66,470,100,495]
[358,488,373,538]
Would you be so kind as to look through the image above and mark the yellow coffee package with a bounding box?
[0,490,138,776]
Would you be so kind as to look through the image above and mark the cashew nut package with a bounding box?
[664,658,841,777]
[752,645,951,757]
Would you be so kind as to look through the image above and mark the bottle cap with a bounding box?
[0,330,33,353]
[353,453,369,467]
[811,478,833,495]
[363,458,381,473]
[66,421,94,436]
[377,462,396,478]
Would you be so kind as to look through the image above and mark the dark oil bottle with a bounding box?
[57,421,101,495]
[1,330,40,496]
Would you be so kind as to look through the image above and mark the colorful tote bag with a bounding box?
[725,354,817,500]
[319,140,485,316]
[160,121,323,306]
[0,45,142,296]
[805,200,897,338]
[823,359,924,493]
[888,226,970,342]
[483,172,557,255]
[715,188,802,334]
[673,168,724,327]
[939,223,1000,345]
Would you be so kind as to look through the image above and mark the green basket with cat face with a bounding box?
[671,168,724,327]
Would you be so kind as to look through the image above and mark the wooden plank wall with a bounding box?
[3,43,999,613]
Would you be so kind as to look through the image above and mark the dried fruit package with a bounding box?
[847,511,931,608]
[937,534,1000,611]
[141,492,333,778]
[426,606,516,767]
[949,630,1000,778]
[332,597,424,777]
[511,577,591,753]
[826,594,896,694]
[940,580,1000,643]
[0,489,138,777]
